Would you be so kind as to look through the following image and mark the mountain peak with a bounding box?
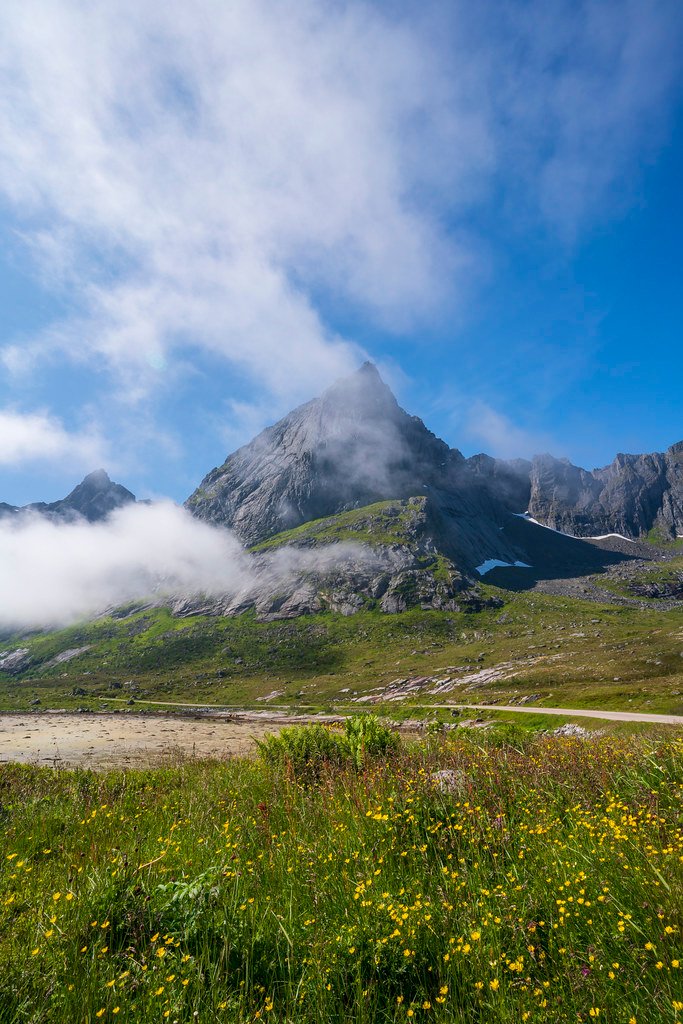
[0,470,136,524]
[186,364,454,544]
[82,468,112,488]
[56,470,135,522]
[320,361,398,417]
[357,360,382,378]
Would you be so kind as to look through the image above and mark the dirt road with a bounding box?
[448,704,683,725]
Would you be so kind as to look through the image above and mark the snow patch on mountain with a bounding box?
[476,559,531,576]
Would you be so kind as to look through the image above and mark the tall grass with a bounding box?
[1,732,682,1022]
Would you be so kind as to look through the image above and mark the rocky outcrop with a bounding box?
[0,470,136,523]
[0,648,31,674]
[528,442,683,540]
[171,496,497,621]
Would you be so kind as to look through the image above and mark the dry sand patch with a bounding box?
[0,713,281,769]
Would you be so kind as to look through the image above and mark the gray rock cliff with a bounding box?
[528,443,683,540]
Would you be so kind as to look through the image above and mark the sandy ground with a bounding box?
[0,713,284,769]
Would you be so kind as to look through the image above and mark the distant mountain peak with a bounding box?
[61,470,135,522]
[82,468,112,487]
[0,470,136,524]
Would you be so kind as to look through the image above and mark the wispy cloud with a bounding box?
[0,409,105,468]
[0,0,680,472]
[0,502,375,630]
[0,1,485,403]
[461,400,556,461]
[485,0,683,237]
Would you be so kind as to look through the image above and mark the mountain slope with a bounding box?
[185,364,645,580]
[172,497,495,620]
[186,362,464,543]
[185,364,541,574]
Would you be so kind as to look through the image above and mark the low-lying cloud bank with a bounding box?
[0,502,369,631]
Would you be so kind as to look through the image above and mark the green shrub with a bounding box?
[256,715,399,778]
[343,714,399,768]
[256,723,346,779]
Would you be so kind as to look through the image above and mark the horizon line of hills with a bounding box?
[2,362,681,618]
[2,363,681,549]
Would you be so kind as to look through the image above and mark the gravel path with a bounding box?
[448,704,683,725]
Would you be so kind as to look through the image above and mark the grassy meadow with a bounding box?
[2,728,683,1023]
[2,587,683,716]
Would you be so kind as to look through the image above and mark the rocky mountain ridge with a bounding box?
[0,469,136,523]
[186,362,683,565]
[528,444,683,541]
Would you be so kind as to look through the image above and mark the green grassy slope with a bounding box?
[2,498,682,717]
[250,497,428,551]
[2,588,682,716]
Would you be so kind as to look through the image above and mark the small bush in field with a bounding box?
[343,714,399,767]
[256,715,399,776]
[256,722,346,777]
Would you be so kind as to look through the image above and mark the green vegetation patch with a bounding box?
[644,526,683,551]
[2,587,683,715]
[592,557,683,601]
[250,497,428,551]
[256,714,399,778]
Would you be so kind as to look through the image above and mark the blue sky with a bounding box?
[1,0,682,506]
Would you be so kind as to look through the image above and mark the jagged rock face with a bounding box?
[186,363,467,546]
[529,443,683,539]
[185,364,540,576]
[0,470,136,523]
[465,453,532,514]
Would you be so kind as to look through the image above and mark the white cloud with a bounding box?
[0,0,679,458]
[0,501,374,630]
[0,0,489,404]
[0,503,247,628]
[0,409,104,468]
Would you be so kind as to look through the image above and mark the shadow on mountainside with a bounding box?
[484,515,641,591]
